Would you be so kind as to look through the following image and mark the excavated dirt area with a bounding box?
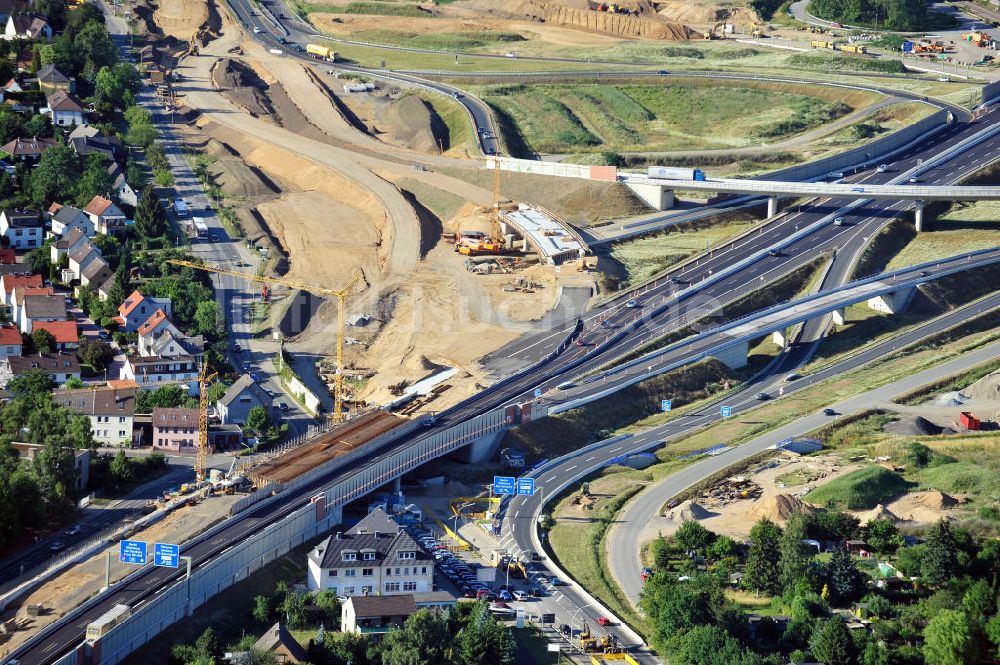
[334,91,446,154]
[152,0,209,42]
[0,494,239,656]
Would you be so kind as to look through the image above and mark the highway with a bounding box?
[9,6,1000,665]
[500,291,1000,653]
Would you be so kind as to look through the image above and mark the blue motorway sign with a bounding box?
[119,539,147,565]
[661,399,672,412]
[493,475,516,495]
[902,41,913,52]
[534,388,543,398]
[517,477,535,496]
[154,542,180,568]
[720,405,732,418]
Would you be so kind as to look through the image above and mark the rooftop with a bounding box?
[30,320,78,344]
[0,137,57,157]
[8,352,80,375]
[501,204,587,265]
[52,386,135,417]
[46,90,85,113]
[346,594,418,618]
[152,406,199,428]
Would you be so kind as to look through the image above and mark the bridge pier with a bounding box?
[626,182,674,211]
[868,287,916,315]
[712,340,749,370]
[767,196,779,218]
[459,429,508,464]
[771,329,788,348]
[831,308,846,326]
[914,199,926,232]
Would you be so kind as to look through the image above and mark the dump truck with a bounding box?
[86,604,131,642]
[306,43,338,61]
[811,40,835,49]
[841,44,867,54]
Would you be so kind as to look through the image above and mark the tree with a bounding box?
[194,626,222,662]
[30,328,55,354]
[245,406,270,436]
[669,625,763,665]
[381,609,451,665]
[281,590,307,628]
[809,619,855,665]
[781,513,815,592]
[64,377,85,389]
[962,579,995,625]
[924,609,977,665]
[455,603,515,665]
[74,154,114,207]
[861,640,890,665]
[110,449,132,484]
[923,519,960,585]
[675,520,715,554]
[77,338,114,373]
[641,574,726,652]
[29,146,82,208]
[862,518,901,554]
[986,614,1000,659]
[895,544,925,578]
[745,518,783,596]
[313,589,341,624]
[33,0,67,31]
[206,381,229,404]
[194,300,222,339]
[707,535,739,561]
[134,186,167,240]
[252,594,270,623]
[824,546,866,606]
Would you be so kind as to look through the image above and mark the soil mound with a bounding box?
[666,500,717,521]
[854,503,902,524]
[884,415,944,437]
[934,391,965,407]
[378,96,443,153]
[963,371,1000,401]
[749,493,821,523]
[213,58,275,119]
[465,0,692,40]
[888,490,959,522]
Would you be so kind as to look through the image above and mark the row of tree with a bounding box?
[808,0,929,31]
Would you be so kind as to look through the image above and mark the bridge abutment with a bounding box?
[626,182,674,210]
[831,308,846,326]
[712,340,749,370]
[868,287,916,315]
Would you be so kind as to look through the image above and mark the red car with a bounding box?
[596,617,611,626]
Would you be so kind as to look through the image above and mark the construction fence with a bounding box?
[486,156,617,181]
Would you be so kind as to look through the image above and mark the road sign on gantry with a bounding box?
[517,477,535,496]
[154,543,180,568]
[493,476,516,495]
[534,388,542,398]
[119,539,147,565]
[661,399,672,412]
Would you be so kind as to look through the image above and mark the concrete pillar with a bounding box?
[831,308,846,326]
[771,329,788,348]
[767,195,778,218]
[625,182,675,210]
[712,340,749,370]
[392,477,402,493]
[867,287,916,315]
[460,429,507,464]
[914,200,925,232]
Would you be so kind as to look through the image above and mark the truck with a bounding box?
[647,166,706,181]
[810,40,835,49]
[193,217,208,238]
[306,43,338,62]
[173,198,188,217]
[840,44,867,54]
[86,604,132,641]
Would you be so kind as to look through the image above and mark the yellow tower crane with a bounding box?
[166,259,361,423]
[196,360,218,483]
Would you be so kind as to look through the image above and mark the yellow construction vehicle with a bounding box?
[580,624,598,652]
[167,259,361,422]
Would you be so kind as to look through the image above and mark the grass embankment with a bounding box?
[395,177,466,223]
[804,466,914,510]
[887,201,1000,271]
[471,81,855,156]
[818,102,934,147]
[599,215,757,288]
[415,92,477,156]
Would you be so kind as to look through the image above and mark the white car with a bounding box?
[252,26,262,34]
[833,217,844,226]
[625,299,638,308]
[512,590,528,601]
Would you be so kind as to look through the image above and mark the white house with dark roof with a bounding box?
[67,242,100,281]
[307,508,433,597]
[80,255,111,288]
[48,203,95,238]
[18,293,65,333]
[45,90,86,127]
[52,387,136,446]
[216,374,272,425]
[0,209,42,249]
[107,163,137,207]
[120,354,199,392]
[4,14,51,40]
[4,352,80,386]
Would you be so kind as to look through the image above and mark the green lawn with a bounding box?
[804,466,913,510]
[471,82,855,155]
[886,201,1000,270]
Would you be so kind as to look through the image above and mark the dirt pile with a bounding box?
[884,415,945,437]
[378,96,444,153]
[854,503,902,524]
[152,0,210,43]
[666,500,718,521]
[963,371,1000,402]
[655,1,759,28]
[465,0,692,40]
[887,490,959,523]
[749,494,821,523]
[213,58,276,120]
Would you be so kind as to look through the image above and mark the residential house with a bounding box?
[0,209,42,249]
[136,309,173,340]
[4,14,51,40]
[50,227,90,267]
[340,595,417,637]
[46,90,86,127]
[0,248,14,264]
[11,442,89,491]
[52,387,136,447]
[96,273,116,302]
[48,203,95,238]
[5,352,80,385]
[120,354,199,392]
[139,327,203,358]
[3,78,20,93]
[80,255,111,289]
[0,325,21,357]
[307,508,433,597]
[18,293,65,333]
[0,0,30,25]
[69,134,121,162]
[151,407,199,453]
[0,272,42,308]
[115,290,172,332]
[35,64,74,94]
[107,163,138,207]
[0,136,57,162]
[208,424,242,451]
[67,243,100,281]
[251,623,308,664]
[216,374,272,426]
[83,196,126,235]
[30,320,78,351]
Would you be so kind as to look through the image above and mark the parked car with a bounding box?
[512,590,528,601]
[278,402,289,412]
[49,540,65,553]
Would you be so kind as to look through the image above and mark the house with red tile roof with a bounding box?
[137,309,172,338]
[0,325,21,357]
[0,273,41,308]
[30,320,78,350]
[114,290,172,332]
[82,196,125,235]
